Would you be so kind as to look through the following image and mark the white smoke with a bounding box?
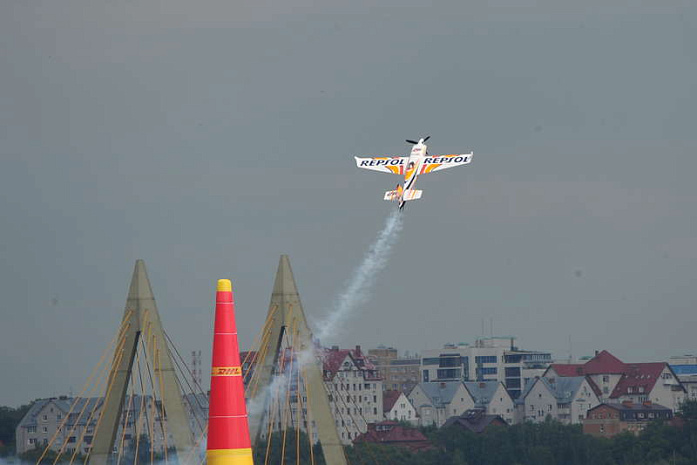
[247,209,404,418]
[315,209,403,343]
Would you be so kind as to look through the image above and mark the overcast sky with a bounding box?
[1,0,696,406]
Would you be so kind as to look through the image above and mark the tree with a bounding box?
[0,404,31,456]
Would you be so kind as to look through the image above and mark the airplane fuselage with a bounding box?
[399,142,427,210]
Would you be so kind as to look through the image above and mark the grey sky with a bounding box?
[1,0,696,406]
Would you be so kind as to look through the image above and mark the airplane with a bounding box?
[354,136,473,211]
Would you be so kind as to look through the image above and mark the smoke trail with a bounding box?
[247,210,404,418]
[314,209,403,343]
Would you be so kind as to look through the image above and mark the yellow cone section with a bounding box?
[207,448,254,465]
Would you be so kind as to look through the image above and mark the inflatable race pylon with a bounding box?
[206,279,254,465]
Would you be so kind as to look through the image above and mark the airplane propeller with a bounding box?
[406,136,430,144]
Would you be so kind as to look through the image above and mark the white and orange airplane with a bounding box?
[354,136,473,211]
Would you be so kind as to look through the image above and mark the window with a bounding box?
[373,408,377,415]
[29,438,36,445]
[43,427,48,433]
[505,367,521,377]
[475,356,497,364]
[42,415,47,422]
[28,426,36,433]
[437,368,461,379]
[68,437,76,444]
[603,375,609,383]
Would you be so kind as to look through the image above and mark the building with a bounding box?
[368,347,420,393]
[382,390,418,425]
[353,421,432,451]
[323,345,383,444]
[464,381,515,424]
[367,346,398,367]
[420,337,552,399]
[545,350,628,400]
[408,382,475,427]
[442,409,508,433]
[519,376,601,424]
[669,355,697,401]
[244,345,383,445]
[546,350,686,412]
[583,401,673,438]
[15,395,189,456]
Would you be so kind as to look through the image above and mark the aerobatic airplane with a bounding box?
[354,136,473,211]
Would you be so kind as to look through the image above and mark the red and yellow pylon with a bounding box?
[207,279,254,465]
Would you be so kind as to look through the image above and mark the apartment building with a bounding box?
[420,337,552,399]
[367,346,420,392]
[15,395,191,456]
[464,381,515,424]
[546,350,686,412]
[322,346,383,444]
[518,376,600,424]
[408,381,475,427]
[583,401,673,438]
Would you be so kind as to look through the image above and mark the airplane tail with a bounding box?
[384,186,422,202]
[384,184,403,201]
[403,190,422,201]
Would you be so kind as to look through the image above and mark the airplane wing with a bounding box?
[354,156,408,175]
[421,153,473,174]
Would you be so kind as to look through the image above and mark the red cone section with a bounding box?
[206,279,254,465]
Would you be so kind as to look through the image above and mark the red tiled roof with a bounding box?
[323,349,351,378]
[322,346,381,381]
[610,363,666,398]
[354,421,431,451]
[383,390,402,412]
[583,350,627,374]
[550,350,627,377]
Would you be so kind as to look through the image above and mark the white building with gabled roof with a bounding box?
[464,381,515,424]
[520,376,600,424]
[382,390,417,425]
[408,382,474,427]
